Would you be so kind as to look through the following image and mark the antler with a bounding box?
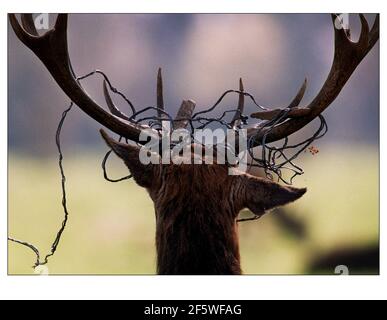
[231,78,245,128]
[247,14,379,146]
[9,13,159,144]
[10,13,379,150]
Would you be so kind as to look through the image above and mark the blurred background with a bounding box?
[8,14,379,275]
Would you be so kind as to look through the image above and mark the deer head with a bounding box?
[9,13,379,274]
[100,129,306,274]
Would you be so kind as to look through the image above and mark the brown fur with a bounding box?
[100,129,306,275]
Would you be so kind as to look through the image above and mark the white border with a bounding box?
[1,0,384,300]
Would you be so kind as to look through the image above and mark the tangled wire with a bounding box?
[8,103,72,269]
[8,69,327,269]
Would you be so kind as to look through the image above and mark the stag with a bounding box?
[9,14,379,274]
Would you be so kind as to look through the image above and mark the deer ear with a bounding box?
[100,129,157,188]
[243,176,306,216]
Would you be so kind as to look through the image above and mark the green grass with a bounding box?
[8,145,379,275]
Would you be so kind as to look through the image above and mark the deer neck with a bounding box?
[154,207,241,275]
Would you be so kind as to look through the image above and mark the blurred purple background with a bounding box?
[8,14,379,155]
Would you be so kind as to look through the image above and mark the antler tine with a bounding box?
[157,68,164,113]
[251,78,310,120]
[9,13,158,144]
[368,14,379,53]
[9,14,38,45]
[173,100,196,130]
[287,78,307,109]
[20,14,39,36]
[358,14,370,48]
[247,13,379,147]
[103,80,130,121]
[156,68,168,123]
[231,78,245,128]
